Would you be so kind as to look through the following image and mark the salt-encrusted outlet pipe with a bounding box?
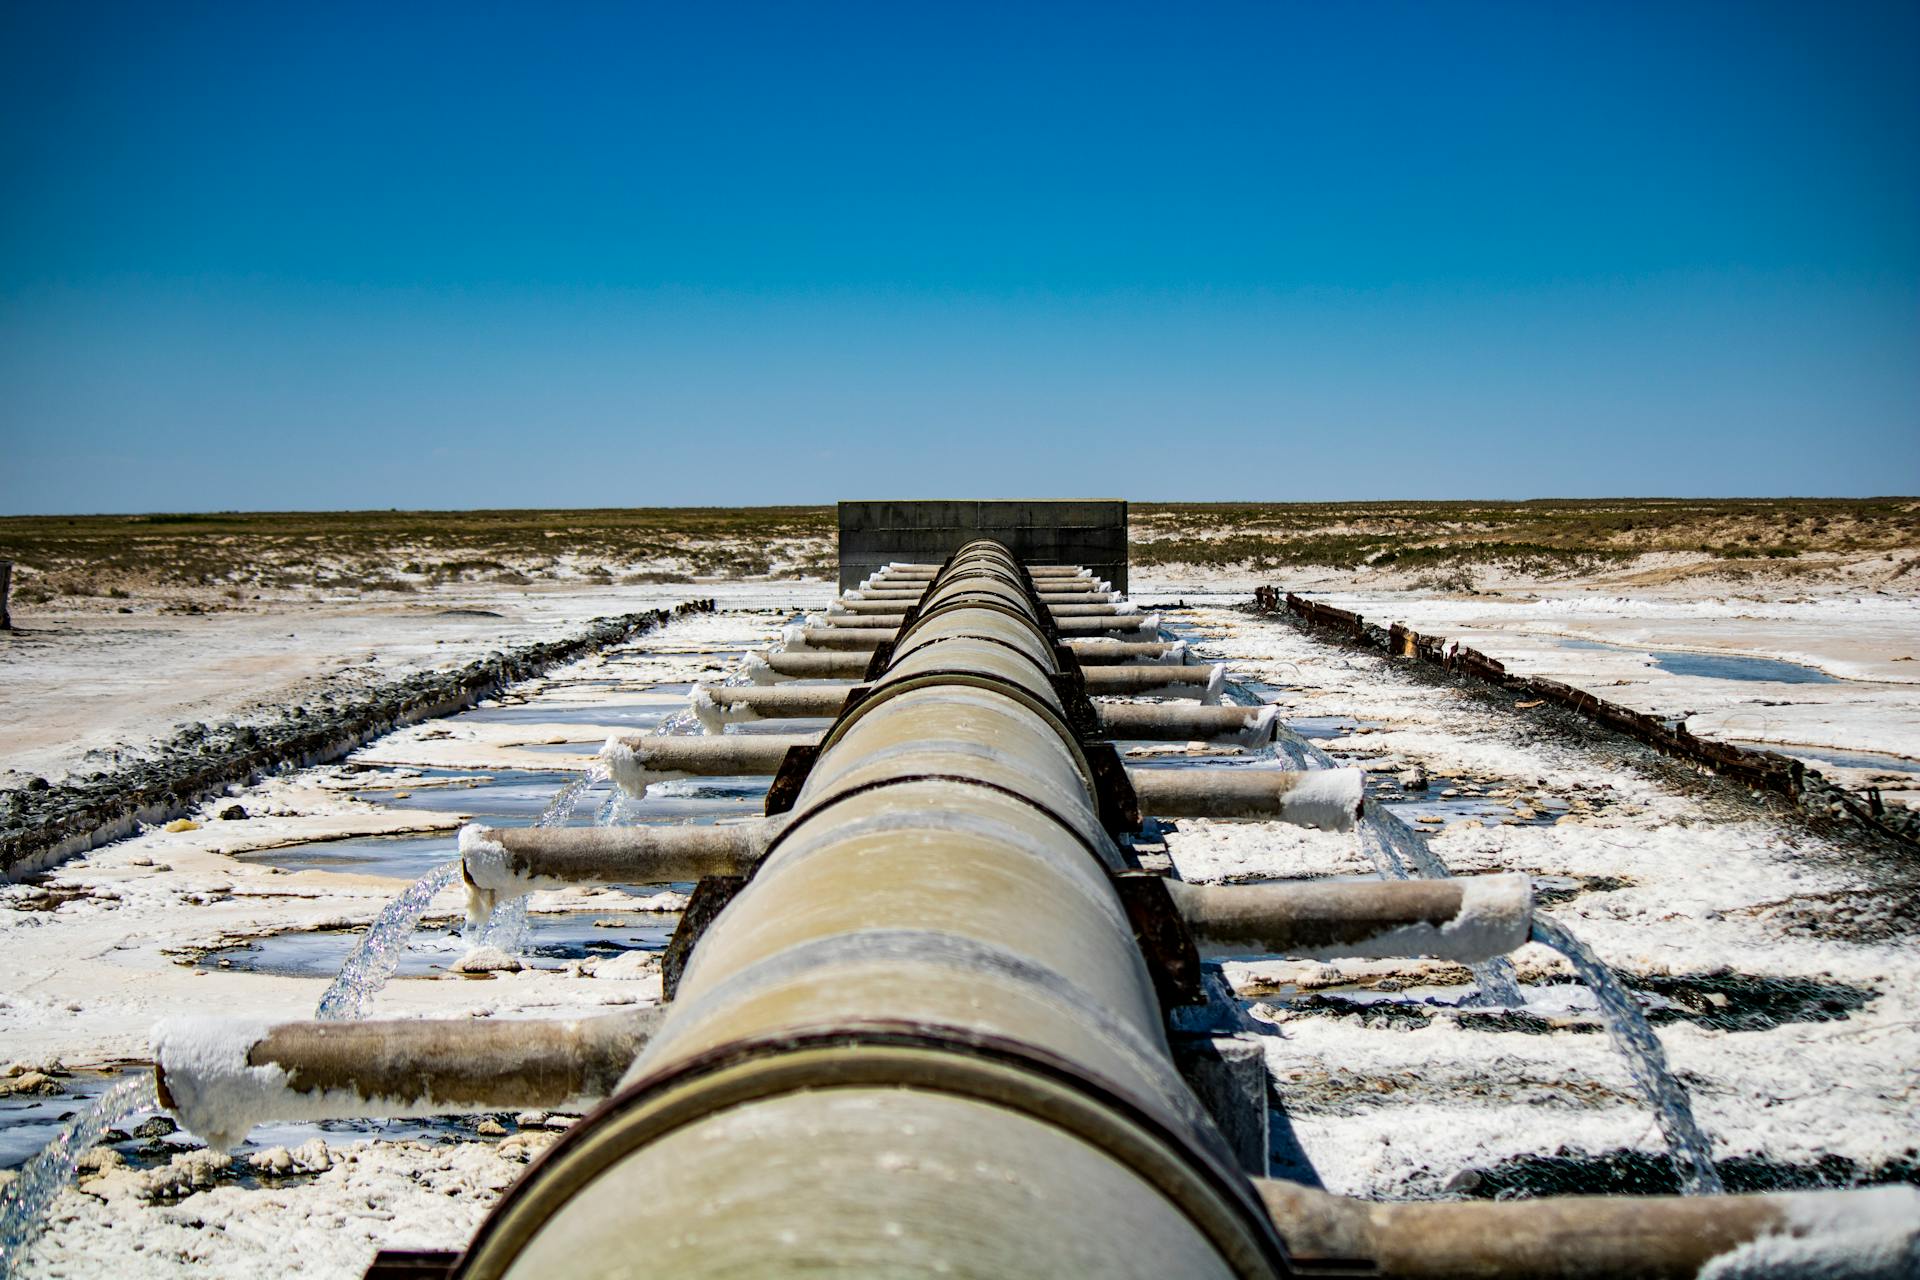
[151,1009,661,1152]
[1170,875,1532,963]
[1130,766,1365,828]
[870,562,1088,579]
[1253,1179,1920,1280]
[460,822,770,929]
[1072,639,1192,664]
[601,732,814,789]
[1099,703,1276,745]
[841,587,1118,607]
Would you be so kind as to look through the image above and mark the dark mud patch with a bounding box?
[1530,874,1634,906]
[1261,972,1875,1035]
[1454,1145,1920,1198]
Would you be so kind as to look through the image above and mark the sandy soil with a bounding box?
[0,579,829,785]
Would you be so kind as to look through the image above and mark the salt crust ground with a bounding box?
[5,570,1917,1273]
[5,608,785,1276]
[1139,565,1920,808]
[1170,603,1919,1201]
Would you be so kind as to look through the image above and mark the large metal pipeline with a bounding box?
[455,538,1303,1277]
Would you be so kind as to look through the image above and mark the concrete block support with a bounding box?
[1172,1034,1270,1178]
[838,499,1128,591]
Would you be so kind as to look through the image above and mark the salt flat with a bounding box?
[2,507,1917,1275]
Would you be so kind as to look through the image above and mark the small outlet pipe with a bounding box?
[843,586,1116,607]
[460,822,768,928]
[1169,874,1532,963]
[1071,639,1192,665]
[1254,1179,1920,1280]
[1087,664,1226,700]
[831,598,1131,617]
[1129,766,1365,828]
[695,685,858,720]
[602,732,813,792]
[744,650,870,681]
[870,563,1089,580]
[1098,703,1275,744]
[151,1009,662,1152]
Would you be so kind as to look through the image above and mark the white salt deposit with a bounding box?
[598,735,687,797]
[1276,766,1366,830]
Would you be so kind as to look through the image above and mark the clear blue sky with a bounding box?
[2,1,1915,512]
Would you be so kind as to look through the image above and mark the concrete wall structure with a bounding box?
[837,499,1128,592]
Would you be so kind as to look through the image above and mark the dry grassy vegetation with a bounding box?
[1,499,1915,610]
[1132,498,1920,587]
[0,507,836,607]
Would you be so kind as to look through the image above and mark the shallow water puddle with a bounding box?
[197,909,679,979]
[455,702,682,728]
[1554,637,1840,684]
[0,1067,506,1172]
[250,772,766,877]
[1728,740,1920,775]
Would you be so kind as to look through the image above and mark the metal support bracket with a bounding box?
[1084,740,1142,835]
[1111,869,1204,1010]
[764,743,822,816]
[662,875,748,1000]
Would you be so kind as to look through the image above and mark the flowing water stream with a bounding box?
[1222,674,1527,1008]
[462,768,606,956]
[1530,914,1724,1195]
[0,1076,156,1274]
[1219,665,1719,1185]
[312,860,464,1021]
